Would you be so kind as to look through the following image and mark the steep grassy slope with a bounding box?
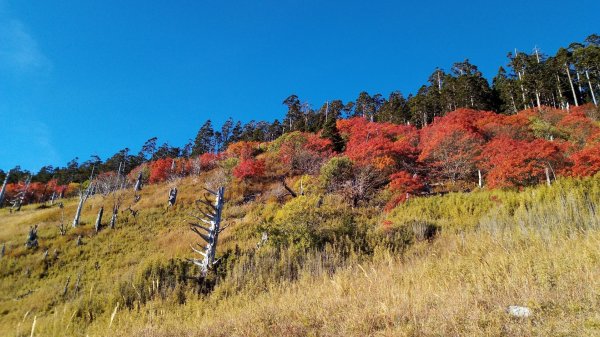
[1,174,600,336]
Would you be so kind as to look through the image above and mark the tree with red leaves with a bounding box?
[149,158,173,183]
[385,171,425,211]
[233,159,265,180]
[481,137,568,188]
[418,110,485,182]
[558,112,600,148]
[226,141,260,160]
[199,152,219,171]
[268,132,333,176]
[571,144,600,177]
[337,117,418,173]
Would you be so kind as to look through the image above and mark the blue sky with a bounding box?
[1,0,599,172]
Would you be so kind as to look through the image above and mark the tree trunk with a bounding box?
[586,70,598,106]
[72,193,86,227]
[168,188,178,207]
[518,71,527,109]
[566,65,579,107]
[110,205,118,229]
[556,74,564,102]
[0,172,9,208]
[535,91,542,110]
[478,170,483,188]
[95,207,104,232]
[545,167,551,186]
[510,94,517,114]
[189,186,226,276]
[134,171,143,192]
[577,71,584,93]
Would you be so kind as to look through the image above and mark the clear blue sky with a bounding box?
[1,0,598,172]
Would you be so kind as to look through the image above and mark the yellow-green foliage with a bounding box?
[265,194,353,249]
[319,156,353,191]
[385,175,600,231]
[1,173,600,336]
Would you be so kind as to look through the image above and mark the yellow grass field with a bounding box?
[1,174,600,336]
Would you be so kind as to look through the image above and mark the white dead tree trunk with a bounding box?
[545,167,552,186]
[134,171,143,192]
[72,167,96,227]
[478,170,483,188]
[0,170,9,208]
[585,70,598,106]
[566,64,579,107]
[94,207,104,232]
[72,188,91,228]
[188,187,226,276]
[168,187,178,207]
[11,176,31,211]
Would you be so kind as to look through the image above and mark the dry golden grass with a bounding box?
[1,175,600,336]
[97,229,600,337]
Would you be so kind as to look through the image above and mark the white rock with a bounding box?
[507,305,532,318]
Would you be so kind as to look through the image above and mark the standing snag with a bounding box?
[0,170,9,208]
[73,167,96,227]
[188,186,226,276]
[57,203,67,235]
[26,225,38,249]
[168,187,178,207]
[95,207,104,232]
[11,176,31,212]
[110,204,118,229]
[134,171,143,192]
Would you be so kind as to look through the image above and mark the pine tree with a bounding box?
[192,120,215,156]
[321,114,345,153]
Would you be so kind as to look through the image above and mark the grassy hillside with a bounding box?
[2,173,600,336]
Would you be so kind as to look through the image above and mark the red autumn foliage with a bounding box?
[558,112,600,148]
[571,144,600,177]
[233,158,265,180]
[271,132,333,176]
[385,170,426,211]
[226,141,260,160]
[149,158,173,183]
[481,137,569,188]
[199,152,219,170]
[388,171,425,194]
[304,133,333,154]
[419,110,485,181]
[337,117,418,172]
[475,112,532,140]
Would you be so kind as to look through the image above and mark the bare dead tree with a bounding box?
[110,201,119,229]
[72,167,96,228]
[94,207,104,233]
[11,176,31,212]
[123,206,138,218]
[168,187,178,207]
[0,170,9,208]
[72,187,92,228]
[134,171,143,192]
[280,176,298,198]
[74,272,82,294]
[256,232,268,249]
[62,276,71,297]
[57,203,66,236]
[188,186,226,277]
[25,225,38,249]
